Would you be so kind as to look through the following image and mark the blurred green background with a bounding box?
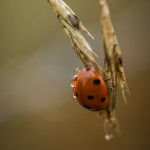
[0,0,150,149]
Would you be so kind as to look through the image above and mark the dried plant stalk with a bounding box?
[47,0,103,72]
[100,0,129,102]
[47,0,129,140]
[99,0,129,140]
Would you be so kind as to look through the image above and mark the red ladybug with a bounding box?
[71,67,109,111]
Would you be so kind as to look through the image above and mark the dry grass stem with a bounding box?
[100,0,129,103]
[99,0,129,138]
[47,0,103,72]
[47,0,129,140]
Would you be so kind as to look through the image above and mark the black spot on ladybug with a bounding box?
[101,97,106,102]
[87,95,94,100]
[93,79,101,85]
[83,105,92,110]
[75,92,79,97]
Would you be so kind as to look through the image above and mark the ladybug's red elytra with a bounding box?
[71,67,109,111]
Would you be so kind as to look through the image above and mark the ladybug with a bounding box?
[71,67,109,111]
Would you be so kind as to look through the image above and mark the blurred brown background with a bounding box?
[0,0,150,149]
